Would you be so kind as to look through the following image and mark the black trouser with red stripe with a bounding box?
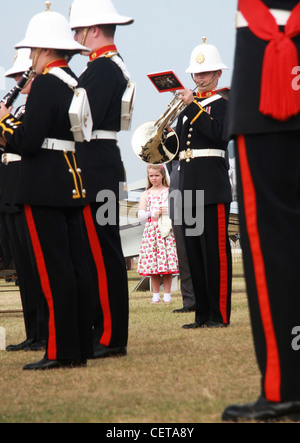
[83,202,129,348]
[5,210,47,343]
[235,132,300,402]
[24,205,94,362]
[183,203,232,325]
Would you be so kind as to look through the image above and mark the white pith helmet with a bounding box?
[186,37,229,74]
[5,48,32,78]
[15,2,89,52]
[69,0,134,29]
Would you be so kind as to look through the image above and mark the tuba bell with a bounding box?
[131,91,188,165]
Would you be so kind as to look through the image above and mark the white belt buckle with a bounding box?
[184,149,193,162]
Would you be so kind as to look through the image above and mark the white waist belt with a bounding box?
[2,153,22,165]
[91,130,117,140]
[41,138,75,152]
[236,9,291,28]
[179,148,226,162]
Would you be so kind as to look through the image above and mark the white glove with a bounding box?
[138,210,151,222]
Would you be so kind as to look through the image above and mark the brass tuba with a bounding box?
[131,91,189,165]
[131,86,229,165]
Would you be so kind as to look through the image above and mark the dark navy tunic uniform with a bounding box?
[76,54,127,200]
[176,91,232,326]
[0,63,93,362]
[1,72,87,207]
[76,47,129,349]
[227,0,300,402]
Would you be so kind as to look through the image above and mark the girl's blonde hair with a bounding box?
[146,165,169,190]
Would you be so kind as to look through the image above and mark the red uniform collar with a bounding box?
[89,45,118,61]
[43,59,69,74]
[196,90,216,99]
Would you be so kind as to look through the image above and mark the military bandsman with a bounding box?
[175,39,232,329]
[0,4,94,370]
[222,0,300,421]
[69,0,134,359]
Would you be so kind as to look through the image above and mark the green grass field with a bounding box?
[0,263,281,423]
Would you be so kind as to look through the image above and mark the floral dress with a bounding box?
[137,189,179,276]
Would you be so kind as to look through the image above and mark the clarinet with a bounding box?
[1,68,34,108]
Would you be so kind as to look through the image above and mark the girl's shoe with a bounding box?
[163,294,172,303]
[151,296,160,304]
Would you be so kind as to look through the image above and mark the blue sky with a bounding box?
[1,0,237,184]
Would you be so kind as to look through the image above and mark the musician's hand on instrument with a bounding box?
[0,103,10,120]
[178,89,194,106]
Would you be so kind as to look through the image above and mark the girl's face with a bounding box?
[148,168,163,187]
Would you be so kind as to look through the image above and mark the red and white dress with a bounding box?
[137,190,178,276]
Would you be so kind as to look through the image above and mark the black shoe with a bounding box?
[6,339,34,352]
[93,344,127,359]
[182,322,204,329]
[23,358,87,371]
[173,306,196,313]
[222,396,300,422]
[5,274,17,283]
[203,320,228,328]
[25,340,47,351]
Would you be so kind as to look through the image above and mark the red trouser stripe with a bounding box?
[217,203,228,325]
[24,205,57,360]
[237,134,281,402]
[83,204,111,346]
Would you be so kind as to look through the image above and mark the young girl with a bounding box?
[137,165,178,303]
